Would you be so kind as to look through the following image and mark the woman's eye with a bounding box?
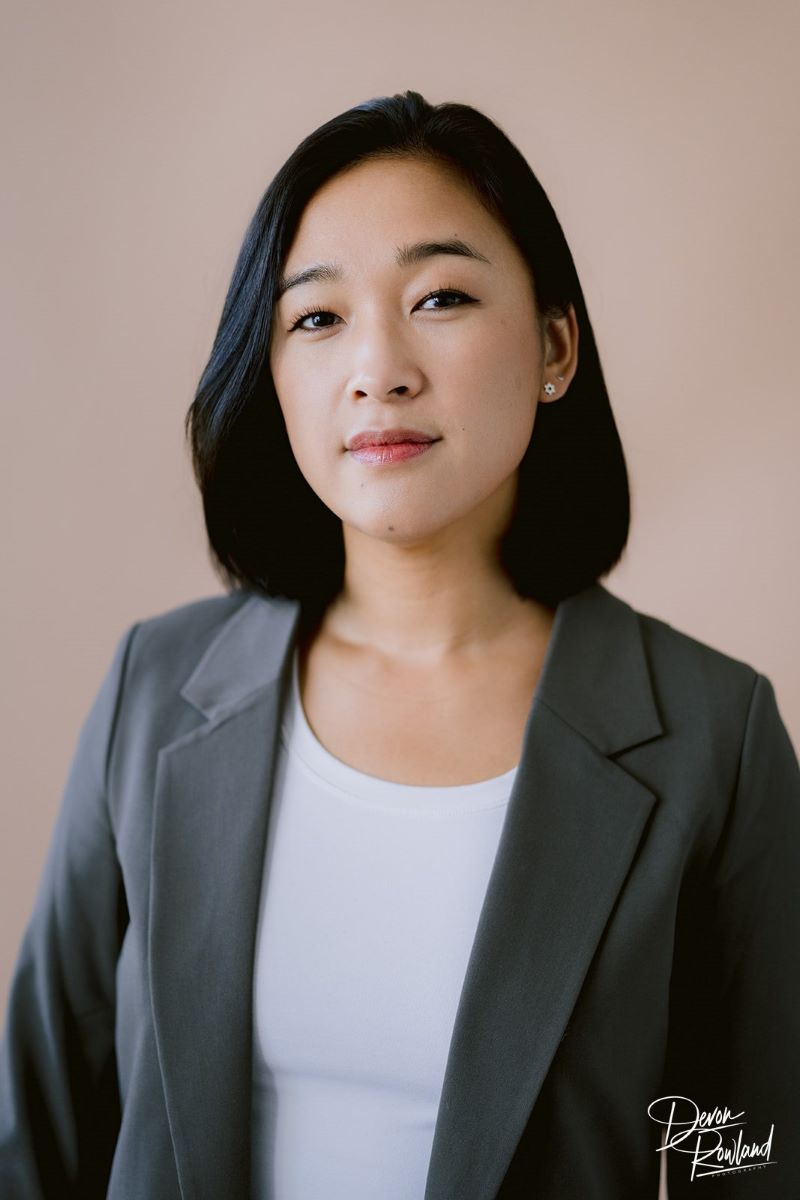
[417,288,475,311]
[288,306,337,333]
[287,288,476,333]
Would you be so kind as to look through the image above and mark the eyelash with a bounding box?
[286,286,477,333]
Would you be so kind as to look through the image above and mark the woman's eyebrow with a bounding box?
[276,238,491,300]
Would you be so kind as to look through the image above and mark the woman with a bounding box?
[1,90,798,1200]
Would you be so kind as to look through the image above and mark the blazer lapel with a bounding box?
[147,582,663,1200]
[423,582,664,1200]
[148,593,301,1200]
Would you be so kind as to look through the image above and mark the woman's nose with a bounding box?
[345,317,425,402]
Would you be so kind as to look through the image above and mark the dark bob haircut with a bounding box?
[185,89,630,636]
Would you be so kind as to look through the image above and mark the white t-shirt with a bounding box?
[251,646,517,1199]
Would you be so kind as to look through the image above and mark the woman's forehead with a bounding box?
[281,160,506,281]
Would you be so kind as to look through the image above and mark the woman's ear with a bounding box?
[540,304,579,402]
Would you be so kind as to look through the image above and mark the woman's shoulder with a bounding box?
[582,582,762,699]
[594,584,769,746]
[593,588,797,840]
[617,589,790,777]
[131,588,251,646]
[116,588,299,709]
[632,595,759,682]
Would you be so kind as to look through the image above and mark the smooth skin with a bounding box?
[269,155,579,785]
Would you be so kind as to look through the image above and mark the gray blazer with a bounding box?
[1,581,799,1199]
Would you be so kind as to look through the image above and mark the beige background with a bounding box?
[2,2,798,1194]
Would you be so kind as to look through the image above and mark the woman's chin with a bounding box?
[341,510,459,547]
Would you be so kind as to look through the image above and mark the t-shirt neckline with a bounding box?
[280,644,518,811]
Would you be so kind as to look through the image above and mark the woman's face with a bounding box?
[269,155,570,546]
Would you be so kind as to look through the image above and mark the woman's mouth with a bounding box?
[345,427,442,465]
[347,440,439,465]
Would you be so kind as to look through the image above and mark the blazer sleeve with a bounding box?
[661,671,800,1198]
[0,622,139,1199]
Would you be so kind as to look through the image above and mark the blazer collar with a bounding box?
[179,581,661,754]
[149,581,663,1200]
[179,590,302,720]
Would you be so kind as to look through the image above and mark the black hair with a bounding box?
[185,89,630,636]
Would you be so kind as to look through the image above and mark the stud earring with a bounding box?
[543,381,556,396]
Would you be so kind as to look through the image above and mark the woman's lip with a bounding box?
[346,429,438,450]
[348,440,439,465]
